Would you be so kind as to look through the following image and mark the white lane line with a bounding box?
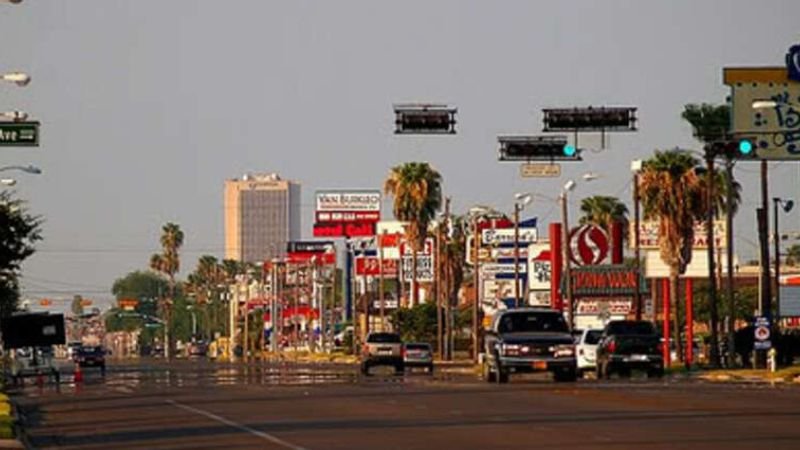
[166,399,308,450]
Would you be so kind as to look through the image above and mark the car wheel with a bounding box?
[427,364,434,375]
[482,360,496,383]
[647,367,664,378]
[395,364,404,375]
[496,365,509,384]
[554,367,578,382]
[361,363,370,376]
[618,367,632,378]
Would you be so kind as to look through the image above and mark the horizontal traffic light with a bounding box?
[394,104,457,134]
[542,106,637,132]
[707,138,757,159]
[498,135,582,161]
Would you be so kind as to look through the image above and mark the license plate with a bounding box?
[379,350,392,355]
[532,361,547,370]
[629,354,648,362]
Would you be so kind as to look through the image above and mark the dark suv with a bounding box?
[360,332,403,375]
[483,308,577,383]
[595,320,663,379]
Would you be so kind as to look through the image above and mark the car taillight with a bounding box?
[401,348,406,358]
[362,344,369,354]
[607,340,616,353]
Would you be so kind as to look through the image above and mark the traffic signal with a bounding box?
[542,107,637,132]
[394,104,457,134]
[498,136,582,161]
[707,138,757,159]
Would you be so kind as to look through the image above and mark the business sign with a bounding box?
[520,163,561,178]
[569,265,648,297]
[528,290,551,307]
[287,241,335,253]
[779,285,800,317]
[753,316,772,350]
[481,227,538,246]
[527,243,552,291]
[632,221,726,249]
[482,279,524,305]
[313,221,376,237]
[575,298,633,315]
[724,65,800,160]
[316,211,380,222]
[401,255,434,282]
[644,249,734,279]
[480,262,527,277]
[400,237,434,256]
[315,190,381,212]
[569,224,609,266]
[355,257,399,277]
[372,299,399,310]
[0,121,40,147]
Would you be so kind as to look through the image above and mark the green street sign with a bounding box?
[0,121,40,147]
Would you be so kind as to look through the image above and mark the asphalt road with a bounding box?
[11,359,800,450]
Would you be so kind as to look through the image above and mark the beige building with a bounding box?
[224,173,301,263]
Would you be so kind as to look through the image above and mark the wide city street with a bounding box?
[11,359,800,450]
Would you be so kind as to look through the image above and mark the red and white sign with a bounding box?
[355,257,399,277]
[576,298,633,315]
[313,221,376,237]
[400,237,434,256]
[632,221,727,249]
[286,252,336,265]
[315,191,381,212]
[527,243,551,291]
[316,211,380,223]
[569,224,609,266]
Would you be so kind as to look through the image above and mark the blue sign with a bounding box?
[787,44,800,82]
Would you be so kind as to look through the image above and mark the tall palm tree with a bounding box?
[384,162,443,306]
[579,195,629,241]
[149,222,184,357]
[639,150,706,362]
[682,102,741,367]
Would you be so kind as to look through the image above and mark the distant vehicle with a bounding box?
[10,346,60,385]
[403,342,434,374]
[596,320,663,379]
[360,332,403,375]
[576,329,603,377]
[482,308,577,383]
[187,341,208,358]
[75,345,106,374]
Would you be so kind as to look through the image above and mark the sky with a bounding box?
[1,0,799,311]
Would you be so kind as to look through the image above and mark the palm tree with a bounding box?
[149,222,184,357]
[579,195,629,241]
[682,103,741,367]
[384,162,443,306]
[639,150,706,362]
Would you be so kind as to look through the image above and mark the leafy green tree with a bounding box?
[579,195,629,244]
[639,150,706,362]
[0,192,42,317]
[786,244,800,266]
[111,270,168,317]
[384,162,443,306]
[391,302,437,344]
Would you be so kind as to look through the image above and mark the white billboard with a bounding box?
[481,227,538,246]
[316,190,381,212]
[631,221,726,250]
[527,243,551,291]
[644,250,736,278]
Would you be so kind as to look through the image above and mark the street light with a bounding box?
[0,111,28,122]
[513,193,533,307]
[0,72,30,87]
[0,165,41,174]
[561,180,577,329]
[773,197,794,326]
[1,179,16,186]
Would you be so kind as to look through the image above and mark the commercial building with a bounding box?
[224,173,301,263]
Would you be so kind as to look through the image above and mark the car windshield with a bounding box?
[367,333,401,343]
[606,321,656,335]
[497,312,568,334]
[585,330,603,345]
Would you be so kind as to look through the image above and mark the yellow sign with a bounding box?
[520,163,561,178]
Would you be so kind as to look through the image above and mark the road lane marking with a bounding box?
[166,399,308,450]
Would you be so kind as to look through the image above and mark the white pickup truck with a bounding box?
[576,329,603,377]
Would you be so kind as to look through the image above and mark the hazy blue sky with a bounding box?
[2,0,798,310]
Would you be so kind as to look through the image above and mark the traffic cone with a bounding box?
[74,362,83,383]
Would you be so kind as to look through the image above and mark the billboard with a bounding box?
[527,243,552,291]
[355,257,399,277]
[1,313,66,349]
[315,190,381,212]
[313,221,375,238]
[631,221,726,249]
[481,227,538,246]
[401,255,434,282]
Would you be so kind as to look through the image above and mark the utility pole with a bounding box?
[725,158,736,367]
[436,219,443,359]
[632,161,643,321]
[379,230,386,332]
[704,150,721,367]
[561,190,575,329]
[472,217,480,363]
[513,202,521,308]
[443,197,451,360]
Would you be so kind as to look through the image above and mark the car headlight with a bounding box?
[551,344,575,358]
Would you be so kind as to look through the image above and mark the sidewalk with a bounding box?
[693,365,800,384]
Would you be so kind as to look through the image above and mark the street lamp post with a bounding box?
[513,193,532,308]
[773,197,794,327]
[631,160,643,320]
[561,180,576,329]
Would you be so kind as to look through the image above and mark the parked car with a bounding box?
[360,332,403,375]
[482,308,577,383]
[596,320,663,379]
[576,328,603,377]
[187,341,209,358]
[75,345,106,374]
[403,342,434,374]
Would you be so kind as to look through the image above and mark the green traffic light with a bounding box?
[563,144,576,157]
[739,139,753,155]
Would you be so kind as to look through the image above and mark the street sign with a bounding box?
[569,224,609,266]
[480,262,527,276]
[0,121,40,147]
[401,255,434,282]
[520,163,561,178]
[355,257,398,277]
[754,316,772,350]
[481,227,538,246]
[724,66,800,160]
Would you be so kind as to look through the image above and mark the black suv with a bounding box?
[483,308,577,383]
[595,320,663,379]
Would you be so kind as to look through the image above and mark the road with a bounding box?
[11,359,800,449]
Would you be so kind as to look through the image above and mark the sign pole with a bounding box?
[633,171,642,321]
[379,231,385,332]
[561,192,575,329]
[514,203,521,308]
[472,217,480,363]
